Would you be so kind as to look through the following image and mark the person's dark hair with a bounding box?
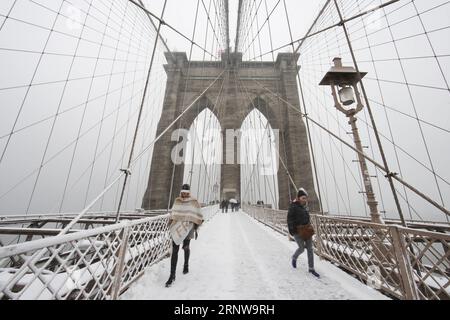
[181,184,190,191]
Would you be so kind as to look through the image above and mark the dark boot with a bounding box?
[183,248,190,274]
[309,269,320,278]
[182,240,190,274]
[165,274,176,287]
[291,258,297,269]
[166,241,179,287]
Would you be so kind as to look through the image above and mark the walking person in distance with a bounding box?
[220,199,227,213]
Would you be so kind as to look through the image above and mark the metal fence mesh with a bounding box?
[243,204,449,300]
[0,205,219,300]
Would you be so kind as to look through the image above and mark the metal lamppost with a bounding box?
[320,57,383,224]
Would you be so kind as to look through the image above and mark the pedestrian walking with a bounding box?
[165,184,204,287]
[220,199,227,213]
[229,198,237,212]
[287,188,320,278]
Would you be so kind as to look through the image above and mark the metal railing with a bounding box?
[243,204,450,300]
[0,205,219,300]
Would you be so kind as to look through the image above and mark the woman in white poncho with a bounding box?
[165,184,204,287]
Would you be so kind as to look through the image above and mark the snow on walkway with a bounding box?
[121,211,388,300]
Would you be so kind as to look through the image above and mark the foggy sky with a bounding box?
[0,0,449,223]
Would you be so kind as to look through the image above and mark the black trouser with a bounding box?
[170,239,190,276]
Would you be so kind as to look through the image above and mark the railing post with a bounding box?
[312,215,324,259]
[112,227,130,300]
[389,226,419,300]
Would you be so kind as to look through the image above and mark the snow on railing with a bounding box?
[243,204,450,300]
[201,204,220,223]
[0,205,219,300]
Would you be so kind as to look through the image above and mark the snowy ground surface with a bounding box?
[121,211,389,300]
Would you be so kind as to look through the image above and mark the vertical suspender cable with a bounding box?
[115,0,169,221]
[333,0,406,226]
[282,0,324,213]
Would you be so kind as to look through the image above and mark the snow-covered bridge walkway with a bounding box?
[122,211,388,300]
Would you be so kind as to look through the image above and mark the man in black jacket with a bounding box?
[221,199,227,213]
[287,188,320,278]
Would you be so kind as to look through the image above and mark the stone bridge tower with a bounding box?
[141,52,318,211]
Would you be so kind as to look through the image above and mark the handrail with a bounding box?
[243,204,450,300]
[0,205,219,300]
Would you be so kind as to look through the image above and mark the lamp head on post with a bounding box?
[319,57,367,116]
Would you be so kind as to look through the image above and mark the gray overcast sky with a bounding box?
[141,0,450,221]
[142,0,327,60]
